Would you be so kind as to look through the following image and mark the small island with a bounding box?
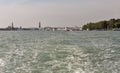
[82,18,120,31]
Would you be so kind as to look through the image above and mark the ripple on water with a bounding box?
[0,31,120,73]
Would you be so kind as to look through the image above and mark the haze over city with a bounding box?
[0,0,120,28]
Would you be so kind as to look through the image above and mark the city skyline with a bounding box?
[0,0,120,27]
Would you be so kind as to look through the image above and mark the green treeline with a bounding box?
[82,19,120,30]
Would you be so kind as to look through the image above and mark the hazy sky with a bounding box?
[0,0,120,27]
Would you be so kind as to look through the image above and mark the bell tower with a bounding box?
[39,22,41,28]
[11,22,14,30]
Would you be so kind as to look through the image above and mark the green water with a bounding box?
[0,31,120,73]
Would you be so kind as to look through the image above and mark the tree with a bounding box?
[107,19,116,29]
[114,22,120,28]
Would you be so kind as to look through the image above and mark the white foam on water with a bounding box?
[74,68,85,73]
[0,58,5,66]
[67,62,72,71]
[75,70,80,73]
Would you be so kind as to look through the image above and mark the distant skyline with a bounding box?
[0,0,120,27]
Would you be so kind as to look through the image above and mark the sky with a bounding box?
[0,0,120,28]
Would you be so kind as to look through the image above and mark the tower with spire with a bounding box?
[39,22,41,28]
[11,22,14,30]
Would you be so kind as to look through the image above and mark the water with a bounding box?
[0,31,120,73]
